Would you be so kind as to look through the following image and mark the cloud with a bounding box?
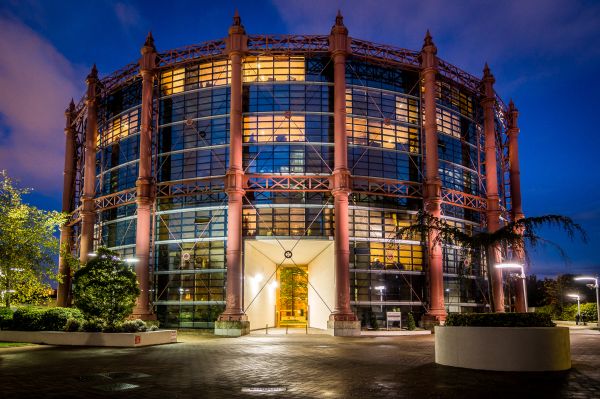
[271,0,600,93]
[114,2,143,30]
[0,14,84,193]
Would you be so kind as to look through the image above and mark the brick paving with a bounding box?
[0,330,599,398]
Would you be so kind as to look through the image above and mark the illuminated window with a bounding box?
[243,114,306,143]
[436,81,473,118]
[437,108,461,139]
[243,56,305,83]
[99,108,140,147]
[161,60,231,96]
[161,68,185,95]
[347,117,419,153]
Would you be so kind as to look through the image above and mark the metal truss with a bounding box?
[247,34,329,55]
[352,177,423,198]
[437,59,481,94]
[441,188,487,212]
[350,38,420,70]
[94,188,136,210]
[245,174,330,192]
[155,177,225,198]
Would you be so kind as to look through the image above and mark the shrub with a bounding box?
[118,319,147,333]
[580,303,598,322]
[0,307,14,330]
[73,248,140,328]
[148,325,159,332]
[40,307,84,331]
[445,312,555,327]
[81,319,103,332]
[406,313,416,331]
[64,318,82,332]
[11,307,46,331]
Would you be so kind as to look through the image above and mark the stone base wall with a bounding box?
[0,330,177,347]
[435,326,571,371]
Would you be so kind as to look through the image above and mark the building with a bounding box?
[57,12,525,336]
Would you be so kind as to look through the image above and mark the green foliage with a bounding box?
[81,319,103,332]
[0,307,14,330]
[445,312,555,327]
[40,307,84,331]
[397,211,586,259]
[11,307,45,330]
[64,318,82,332]
[406,312,416,330]
[0,170,66,307]
[369,311,379,330]
[534,304,560,319]
[118,319,147,333]
[73,248,140,328]
[580,303,598,321]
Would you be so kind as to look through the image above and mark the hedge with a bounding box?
[445,312,555,327]
[11,307,84,331]
[0,307,13,330]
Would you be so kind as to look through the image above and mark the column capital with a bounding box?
[139,31,157,74]
[329,10,351,56]
[420,30,438,71]
[225,10,248,55]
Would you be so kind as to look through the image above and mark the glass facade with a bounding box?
[92,52,493,329]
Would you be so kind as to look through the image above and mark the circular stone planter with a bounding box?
[434,326,571,371]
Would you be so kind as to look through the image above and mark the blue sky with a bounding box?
[0,0,598,277]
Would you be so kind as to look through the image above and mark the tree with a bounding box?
[73,248,140,328]
[0,170,65,307]
[396,211,587,309]
[279,267,308,315]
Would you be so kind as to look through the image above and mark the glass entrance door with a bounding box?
[277,265,308,327]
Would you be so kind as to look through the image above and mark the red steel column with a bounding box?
[79,66,99,264]
[219,12,248,321]
[508,100,527,312]
[329,12,357,321]
[421,32,446,322]
[57,100,76,307]
[133,33,157,318]
[482,64,505,312]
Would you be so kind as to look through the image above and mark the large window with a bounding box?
[243,56,305,83]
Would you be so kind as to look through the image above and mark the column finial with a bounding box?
[423,29,434,47]
[143,31,155,50]
[87,64,98,82]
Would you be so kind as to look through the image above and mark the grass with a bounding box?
[0,342,33,348]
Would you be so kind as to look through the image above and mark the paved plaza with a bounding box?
[1,329,599,398]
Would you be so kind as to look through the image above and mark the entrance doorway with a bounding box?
[277,265,308,327]
[244,239,335,331]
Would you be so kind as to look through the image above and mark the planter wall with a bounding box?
[435,326,571,371]
[0,330,177,347]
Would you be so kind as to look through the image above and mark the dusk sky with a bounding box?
[0,0,598,278]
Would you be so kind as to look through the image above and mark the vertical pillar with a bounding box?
[215,11,250,337]
[482,64,505,312]
[327,11,360,336]
[57,100,77,307]
[79,65,99,265]
[420,31,446,324]
[133,33,157,319]
[508,100,527,312]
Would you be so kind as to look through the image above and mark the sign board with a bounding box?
[386,311,401,330]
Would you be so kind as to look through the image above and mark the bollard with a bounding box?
[306,324,308,335]
[266,324,268,335]
[286,326,289,335]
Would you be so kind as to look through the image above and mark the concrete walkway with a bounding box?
[0,330,598,398]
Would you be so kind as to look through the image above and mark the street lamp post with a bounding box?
[495,263,528,312]
[567,294,580,323]
[574,276,600,325]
